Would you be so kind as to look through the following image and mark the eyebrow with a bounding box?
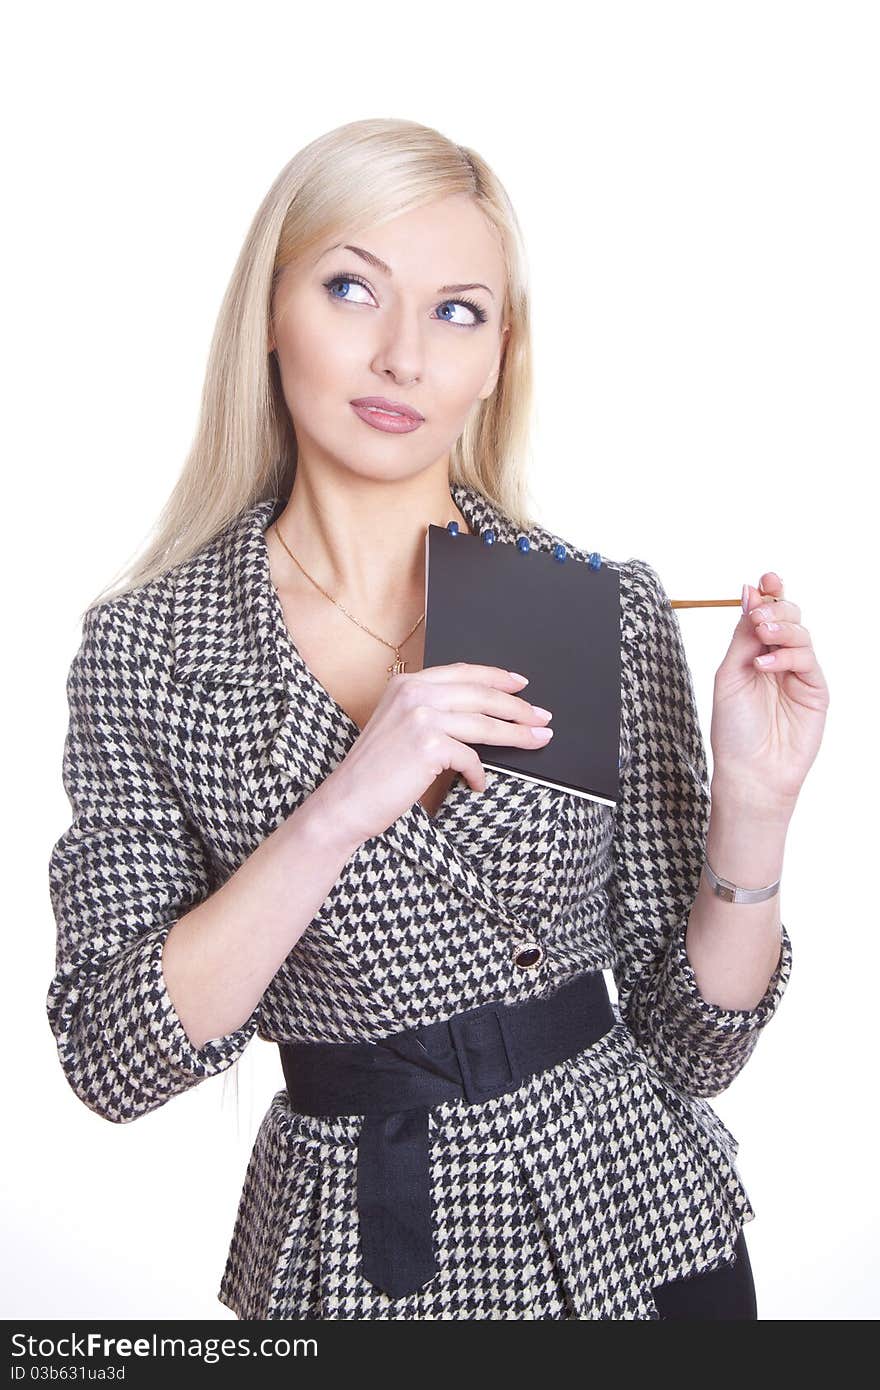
[318,243,495,299]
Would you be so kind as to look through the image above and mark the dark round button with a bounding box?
[512,942,544,970]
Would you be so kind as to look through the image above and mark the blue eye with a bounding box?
[322,272,488,327]
[324,275,372,306]
[435,299,488,326]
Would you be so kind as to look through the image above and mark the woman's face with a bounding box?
[268,193,510,484]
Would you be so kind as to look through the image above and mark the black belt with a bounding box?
[278,968,615,1300]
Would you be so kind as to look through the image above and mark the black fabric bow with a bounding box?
[279,969,615,1300]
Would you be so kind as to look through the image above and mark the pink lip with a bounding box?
[350,397,425,434]
[351,395,424,421]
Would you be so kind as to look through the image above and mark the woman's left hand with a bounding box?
[709,571,830,818]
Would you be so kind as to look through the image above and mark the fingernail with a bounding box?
[509,671,529,685]
[531,705,553,720]
[530,726,554,739]
[741,584,749,616]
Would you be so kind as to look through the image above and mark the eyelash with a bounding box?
[321,271,489,326]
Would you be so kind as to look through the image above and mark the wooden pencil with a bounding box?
[670,591,779,609]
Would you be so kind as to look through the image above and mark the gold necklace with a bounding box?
[272,519,464,677]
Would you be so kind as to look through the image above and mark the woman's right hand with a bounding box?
[316,664,553,849]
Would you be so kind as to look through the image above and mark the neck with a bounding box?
[269,466,471,611]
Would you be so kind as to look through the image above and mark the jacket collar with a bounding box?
[171,482,592,932]
[170,492,288,690]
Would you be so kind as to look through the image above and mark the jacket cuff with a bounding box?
[96,923,261,1089]
[656,913,793,1039]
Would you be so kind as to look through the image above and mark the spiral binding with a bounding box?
[445,519,602,570]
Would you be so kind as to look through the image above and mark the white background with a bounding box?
[5,0,877,1321]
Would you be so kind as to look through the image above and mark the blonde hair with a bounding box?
[87,117,538,616]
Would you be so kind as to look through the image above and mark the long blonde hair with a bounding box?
[87,117,537,616]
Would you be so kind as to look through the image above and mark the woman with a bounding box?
[46,118,827,1320]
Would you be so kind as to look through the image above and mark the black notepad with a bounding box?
[422,524,621,806]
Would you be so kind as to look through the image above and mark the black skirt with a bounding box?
[652,1227,758,1319]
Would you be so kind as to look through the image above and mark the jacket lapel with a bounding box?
[171,493,356,791]
[170,483,589,934]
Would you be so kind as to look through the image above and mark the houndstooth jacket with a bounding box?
[46,481,793,1320]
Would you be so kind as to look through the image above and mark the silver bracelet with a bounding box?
[702,857,781,905]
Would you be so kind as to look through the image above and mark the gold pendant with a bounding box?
[387,654,408,676]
